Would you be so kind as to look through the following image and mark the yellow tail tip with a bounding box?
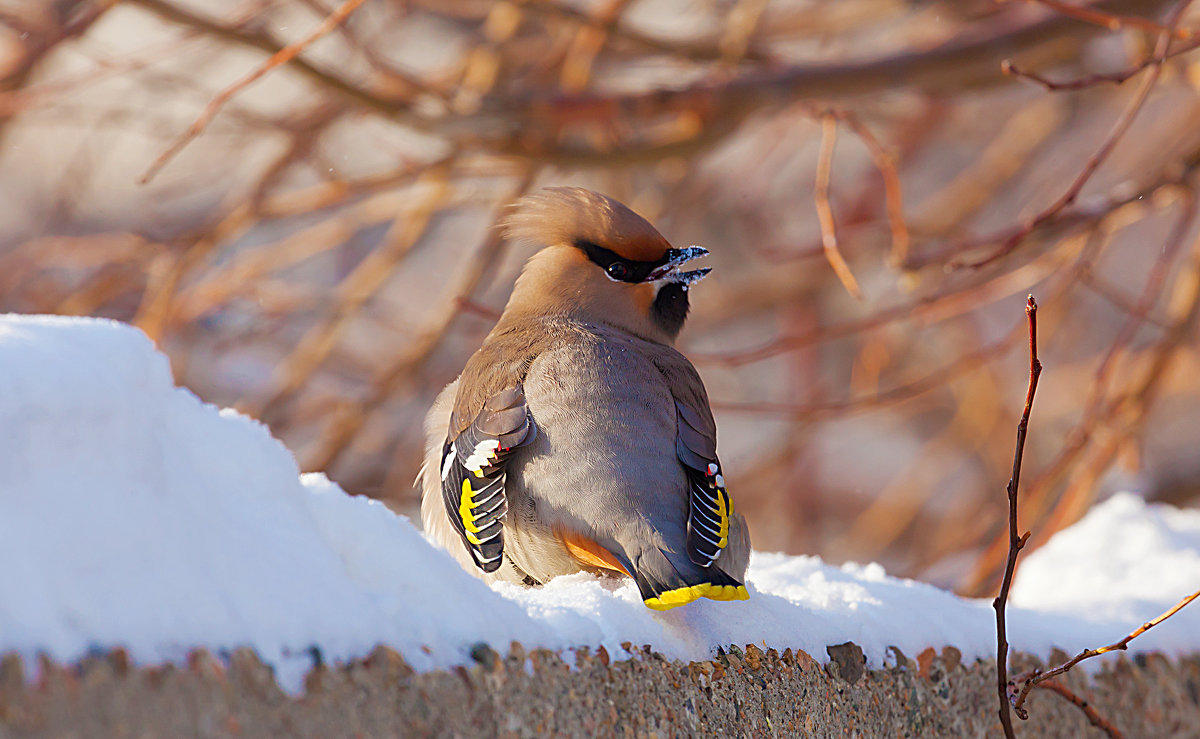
[643,583,749,611]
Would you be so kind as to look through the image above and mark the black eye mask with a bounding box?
[575,240,667,283]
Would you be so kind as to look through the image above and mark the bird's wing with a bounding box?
[648,346,737,569]
[674,398,735,568]
[439,385,536,573]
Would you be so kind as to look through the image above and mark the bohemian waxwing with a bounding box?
[419,187,750,610]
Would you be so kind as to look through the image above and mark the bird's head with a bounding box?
[501,187,710,344]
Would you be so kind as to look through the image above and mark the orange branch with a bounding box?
[814,114,864,300]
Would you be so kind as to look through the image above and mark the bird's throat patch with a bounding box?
[651,281,690,338]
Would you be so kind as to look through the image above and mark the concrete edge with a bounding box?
[1,643,1198,737]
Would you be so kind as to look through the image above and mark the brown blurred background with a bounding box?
[3,0,1199,595]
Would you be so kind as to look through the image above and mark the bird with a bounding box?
[418,187,750,610]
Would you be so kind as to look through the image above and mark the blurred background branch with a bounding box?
[3,0,1199,594]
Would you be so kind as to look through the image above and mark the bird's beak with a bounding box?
[646,246,711,286]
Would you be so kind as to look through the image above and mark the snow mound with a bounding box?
[1,314,1198,692]
[1012,493,1200,641]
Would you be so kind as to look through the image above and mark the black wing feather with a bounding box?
[674,400,734,568]
[440,385,536,572]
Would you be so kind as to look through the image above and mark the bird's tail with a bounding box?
[626,547,748,611]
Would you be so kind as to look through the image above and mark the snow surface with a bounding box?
[2,314,1199,692]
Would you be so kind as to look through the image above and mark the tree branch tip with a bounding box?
[995,287,1044,738]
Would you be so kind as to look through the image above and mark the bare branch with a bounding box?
[1002,35,1200,91]
[835,112,910,267]
[1035,679,1125,738]
[1013,0,1194,39]
[480,0,1176,164]
[954,11,1180,270]
[139,0,367,184]
[1012,587,1200,715]
[814,114,864,300]
[994,294,1043,739]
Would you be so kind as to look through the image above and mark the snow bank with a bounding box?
[1011,493,1200,651]
[1,315,1198,692]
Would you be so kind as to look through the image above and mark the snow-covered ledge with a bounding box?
[1,314,1198,733]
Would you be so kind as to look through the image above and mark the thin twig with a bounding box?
[713,330,1015,419]
[521,0,772,64]
[1077,188,1197,422]
[813,114,864,300]
[125,0,422,120]
[126,0,1176,167]
[1015,0,1194,39]
[558,0,634,93]
[955,10,1179,270]
[138,0,367,184]
[995,229,1200,728]
[710,225,1097,418]
[834,110,910,266]
[1002,35,1200,91]
[1078,270,1174,328]
[901,154,1198,271]
[963,121,1200,599]
[994,294,1042,739]
[1036,679,1124,738]
[1012,587,1200,713]
[725,162,1196,368]
[303,165,542,472]
[489,0,1176,165]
